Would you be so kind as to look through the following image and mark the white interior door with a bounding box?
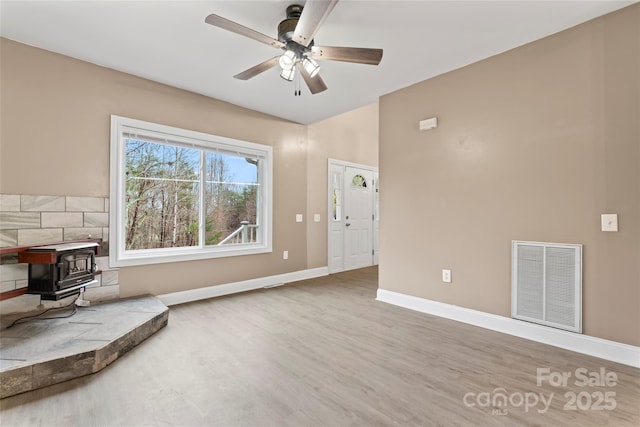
[344,167,374,270]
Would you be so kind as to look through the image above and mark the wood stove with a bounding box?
[19,242,99,300]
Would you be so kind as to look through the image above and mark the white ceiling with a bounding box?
[1,1,634,124]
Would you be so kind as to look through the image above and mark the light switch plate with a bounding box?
[601,214,618,232]
[295,214,303,223]
[314,214,321,222]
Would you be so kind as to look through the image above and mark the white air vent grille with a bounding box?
[512,241,582,333]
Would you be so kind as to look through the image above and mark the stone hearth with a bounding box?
[0,296,169,398]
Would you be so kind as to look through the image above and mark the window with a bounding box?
[332,170,342,221]
[351,174,367,188]
[110,115,272,266]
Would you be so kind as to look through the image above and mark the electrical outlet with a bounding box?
[442,269,452,283]
[283,250,288,260]
[295,214,303,223]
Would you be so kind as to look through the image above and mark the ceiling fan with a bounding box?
[204,0,383,95]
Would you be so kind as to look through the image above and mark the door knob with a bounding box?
[346,223,351,227]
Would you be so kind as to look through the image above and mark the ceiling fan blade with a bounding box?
[299,66,328,94]
[205,14,285,49]
[234,57,280,80]
[292,0,339,47]
[311,46,383,65]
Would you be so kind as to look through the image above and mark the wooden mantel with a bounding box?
[0,238,102,257]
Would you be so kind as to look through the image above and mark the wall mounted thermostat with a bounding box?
[419,117,438,131]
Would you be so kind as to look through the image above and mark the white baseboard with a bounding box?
[158,267,329,306]
[376,288,640,369]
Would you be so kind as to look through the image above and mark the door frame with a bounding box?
[327,158,379,273]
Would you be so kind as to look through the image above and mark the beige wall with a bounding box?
[1,37,378,300]
[379,5,639,346]
[0,38,309,297]
[306,103,379,268]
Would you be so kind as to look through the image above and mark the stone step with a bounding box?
[0,295,169,398]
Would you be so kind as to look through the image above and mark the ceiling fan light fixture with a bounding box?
[280,65,295,81]
[205,1,382,96]
[278,49,296,70]
[302,56,320,78]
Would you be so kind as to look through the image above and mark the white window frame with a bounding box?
[109,115,272,267]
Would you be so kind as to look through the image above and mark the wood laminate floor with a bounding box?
[1,266,638,426]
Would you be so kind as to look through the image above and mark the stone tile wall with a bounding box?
[0,194,118,297]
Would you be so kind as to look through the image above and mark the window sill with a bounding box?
[110,244,272,268]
